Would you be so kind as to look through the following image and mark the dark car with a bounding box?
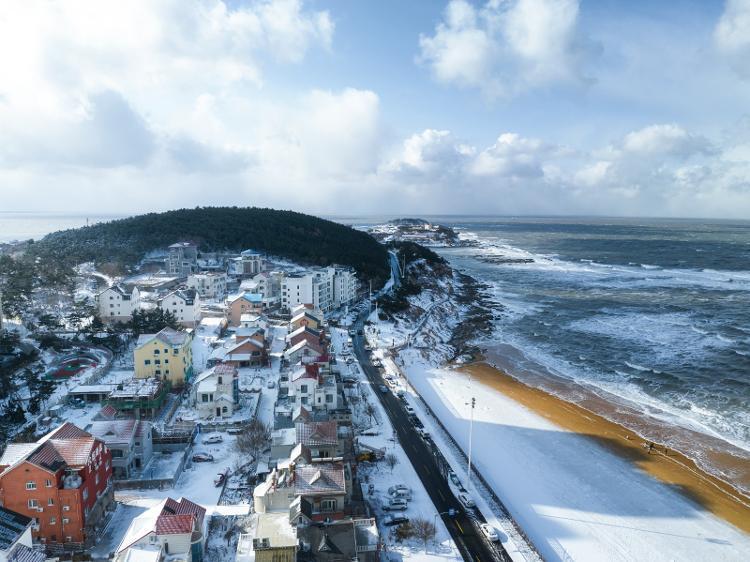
[383,515,410,527]
[378,385,388,393]
[408,415,424,429]
[192,453,214,462]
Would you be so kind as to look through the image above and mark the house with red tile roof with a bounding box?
[0,423,113,548]
[115,497,206,562]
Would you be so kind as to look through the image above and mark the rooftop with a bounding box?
[0,506,32,551]
[136,327,191,348]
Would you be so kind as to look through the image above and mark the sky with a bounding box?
[0,0,749,218]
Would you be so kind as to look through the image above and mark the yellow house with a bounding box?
[134,327,194,388]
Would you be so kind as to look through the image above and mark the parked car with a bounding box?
[372,359,382,367]
[397,390,406,400]
[388,484,410,495]
[388,497,408,508]
[448,470,460,486]
[192,453,214,462]
[480,523,499,542]
[383,516,409,527]
[227,427,243,435]
[203,435,223,444]
[378,384,388,393]
[408,415,424,429]
[458,493,475,509]
[390,489,412,500]
[266,380,275,389]
[416,428,430,440]
[383,503,407,512]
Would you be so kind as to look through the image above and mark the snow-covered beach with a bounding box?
[397,351,750,561]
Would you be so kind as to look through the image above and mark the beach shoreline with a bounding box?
[461,360,750,534]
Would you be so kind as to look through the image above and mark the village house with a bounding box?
[0,423,114,547]
[227,292,264,326]
[86,420,153,480]
[115,497,205,562]
[296,421,340,459]
[297,518,379,562]
[210,327,267,368]
[289,306,324,332]
[239,249,264,276]
[134,328,194,388]
[97,285,140,324]
[236,513,296,562]
[193,364,239,419]
[187,272,227,300]
[104,378,169,420]
[165,242,198,277]
[286,325,326,349]
[158,288,201,328]
[284,339,327,365]
[286,365,340,410]
[0,506,45,562]
[253,457,350,522]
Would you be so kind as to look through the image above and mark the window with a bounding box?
[155,370,161,375]
[217,376,222,384]
[48,498,54,506]
[63,506,70,512]
[144,359,151,365]
[320,499,337,512]
[26,481,37,490]
[112,450,124,458]
[201,394,209,403]
[165,369,170,374]
[49,517,56,525]
[63,517,70,524]
[222,406,228,413]
[326,394,333,403]
[154,349,160,355]
[45,479,53,487]
[28,499,38,508]
[300,384,308,393]
[164,359,169,364]
[164,348,168,353]
[155,359,161,365]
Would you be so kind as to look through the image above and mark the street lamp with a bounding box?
[466,397,476,492]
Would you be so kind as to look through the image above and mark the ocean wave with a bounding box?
[467,236,750,292]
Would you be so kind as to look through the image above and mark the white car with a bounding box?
[404,405,415,415]
[480,523,499,542]
[388,484,410,495]
[458,493,475,509]
[203,435,223,444]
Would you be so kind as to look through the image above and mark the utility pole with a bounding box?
[467,397,475,491]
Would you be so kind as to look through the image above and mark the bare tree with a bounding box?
[384,452,398,473]
[364,402,376,424]
[411,517,437,552]
[235,418,271,461]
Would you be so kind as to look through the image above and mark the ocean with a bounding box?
[428,217,750,489]
[0,212,125,243]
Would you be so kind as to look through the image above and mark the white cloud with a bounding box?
[418,0,593,97]
[715,0,750,78]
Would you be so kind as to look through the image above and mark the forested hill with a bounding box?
[33,207,390,285]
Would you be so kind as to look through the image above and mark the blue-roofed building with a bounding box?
[228,292,264,326]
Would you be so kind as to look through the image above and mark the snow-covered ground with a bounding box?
[394,354,750,562]
[330,328,462,561]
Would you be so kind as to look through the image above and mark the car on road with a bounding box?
[396,390,406,400]
[480,523,499,542]
[203,435,223,444]
[458,493,476,509]
[348,330,356,337]
[416,428,430,440]
[383,515,409,527]
[357,329,364,335]
[404,405,415,415]
[372,358,382,367]
[408,415,423,429]
[192,453,214,462]
[378,384,388,393]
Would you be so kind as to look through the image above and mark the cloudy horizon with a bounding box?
[1,0,749,219]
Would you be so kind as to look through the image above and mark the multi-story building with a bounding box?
[281,272,331,313]
[287,364,340,411]
[97,285,140,324]
[104,378,169,420]
[134,328,194,388]
[115,497,205,562]
[227,292,263,326]
[0,423,114,547]
[165,242,198,277]
[193,364,239,419]
[86,420,153,480]
[158,288,201,328]
[209,328,267,368]
[187,272,227,300]
[239,250,264,276]
[330,266,358,308]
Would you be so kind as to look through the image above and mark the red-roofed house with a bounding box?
[0,423,113,547]
[115,497,206,562]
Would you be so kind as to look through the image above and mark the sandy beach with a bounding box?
[463,361,750,534]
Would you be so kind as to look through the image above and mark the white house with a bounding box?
[97,284,141,323]
[115,497,205,562]
[330,266,358,308]
[187,272,227,300]
[287,364,340,410]
[159,288,201,328]
[193,364,238,419]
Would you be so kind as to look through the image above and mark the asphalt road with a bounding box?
[352,319,510,562]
